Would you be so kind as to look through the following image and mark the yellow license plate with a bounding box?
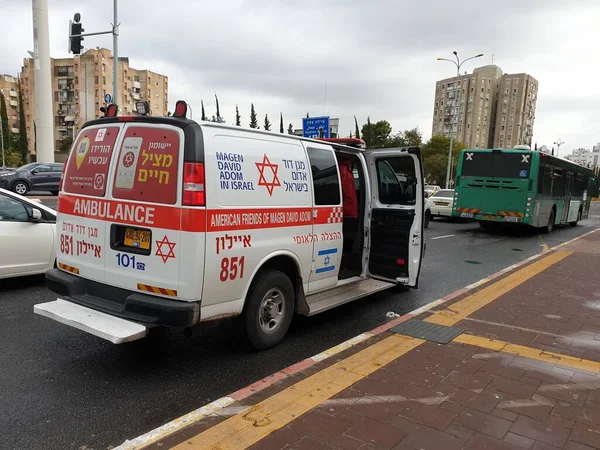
[482,215,496,220]
[124,228,151,250]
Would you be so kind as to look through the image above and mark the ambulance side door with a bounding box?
[364,147,424,288]
[305,144,344,293]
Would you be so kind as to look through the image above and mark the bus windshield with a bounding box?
[461,151,532,179]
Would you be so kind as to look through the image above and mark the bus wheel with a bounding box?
[544,209,555,234]
[243,270,294,351]
[569,209,581,227]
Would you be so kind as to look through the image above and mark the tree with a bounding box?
[201,100,206,121]
[361,118,392,149]
[279,113,284,133]
[287,123,294,135]
[306,112,309,118]
[249,104,259,129]
[5,150,22,167]
[263,113,272,131]
[17,79,28,161]
[420,134,465,186]
[0,93,10,152]
[59,136,73,153]
[167,111,172,117]
[215,93,221,122]
[354,116,360,139]
[384,126,423,149]
[235,105,241,126]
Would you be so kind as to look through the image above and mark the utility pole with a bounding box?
[437,51,484,189]
[32,0,55,163]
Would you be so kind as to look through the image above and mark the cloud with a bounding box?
[0,0,598,150]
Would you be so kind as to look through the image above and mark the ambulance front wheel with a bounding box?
[244,270,295,350]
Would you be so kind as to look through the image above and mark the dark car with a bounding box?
[0,162,64,196]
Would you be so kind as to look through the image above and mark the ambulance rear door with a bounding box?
[364,147,424,287]
[104,123,186,298]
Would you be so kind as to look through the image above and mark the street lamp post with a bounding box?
[437,51,484,189]
[554,139,564,157]
[1,120,5,170]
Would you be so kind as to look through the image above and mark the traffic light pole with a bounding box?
[69,0,120,111]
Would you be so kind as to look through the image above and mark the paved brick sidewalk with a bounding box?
[145,229,600,450]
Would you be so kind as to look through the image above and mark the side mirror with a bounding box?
[30,208,42,222]
[30,169,38,175]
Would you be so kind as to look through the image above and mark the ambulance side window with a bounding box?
[307,148,341,206]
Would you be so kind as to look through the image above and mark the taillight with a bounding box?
[183,162,205,206]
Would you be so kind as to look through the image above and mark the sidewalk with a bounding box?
[137,229,600,450]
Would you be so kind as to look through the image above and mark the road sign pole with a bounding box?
[112,0,119,113]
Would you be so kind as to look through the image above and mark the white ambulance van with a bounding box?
[34,101,425,350]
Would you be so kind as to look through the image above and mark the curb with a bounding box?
[114,226,600,449]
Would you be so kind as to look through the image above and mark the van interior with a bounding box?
[336,153,365,280]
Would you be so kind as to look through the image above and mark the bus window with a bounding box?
[461,151,531,178]
[538,165,552,196]
[552,168,565,197]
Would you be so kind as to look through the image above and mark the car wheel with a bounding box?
[13,181,29,195]
[424,210,431,229]
[243,270,294,350]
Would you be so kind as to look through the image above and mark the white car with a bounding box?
[0,188,57,279]
[429,189,454,218]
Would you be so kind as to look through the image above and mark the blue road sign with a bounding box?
[104,93,112,104]
[302,116,330,138]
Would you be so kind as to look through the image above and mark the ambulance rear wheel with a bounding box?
[244,270,294,350]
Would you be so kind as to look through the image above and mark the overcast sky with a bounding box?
[1,0,598,153]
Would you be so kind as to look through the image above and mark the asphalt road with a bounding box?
[1,202,599,450]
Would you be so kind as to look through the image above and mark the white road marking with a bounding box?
[430,234,455,240]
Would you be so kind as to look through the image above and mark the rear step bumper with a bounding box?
[34,299,148,344]
[45,269,199,328]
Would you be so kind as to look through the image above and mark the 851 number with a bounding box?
[220,256,245,282]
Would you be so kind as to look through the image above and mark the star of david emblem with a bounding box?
[255,154,281,196]
[155,235,176,263]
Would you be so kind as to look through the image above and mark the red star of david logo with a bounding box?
[123,151,135,168]
[255,154,281,196]
[155,235,176,263]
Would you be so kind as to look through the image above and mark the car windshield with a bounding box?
[432,190,453,198]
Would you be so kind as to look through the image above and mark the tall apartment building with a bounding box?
[432,65,537,149]
[20,48,168,156]
[492,73,538,149]
[0,74,21,135]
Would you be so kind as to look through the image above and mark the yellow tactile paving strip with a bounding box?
[169,250,575,450]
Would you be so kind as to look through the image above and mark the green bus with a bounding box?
[452,147,597,233]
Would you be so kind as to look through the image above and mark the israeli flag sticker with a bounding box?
[316,248,338,274]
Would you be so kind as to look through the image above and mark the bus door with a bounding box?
[563,172,573,223]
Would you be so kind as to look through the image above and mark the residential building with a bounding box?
[492,73,538,149]
[432,66,538,149]
[565,147,600,168]
[0,74,21,134]
[20,48,168,157]
[432,65,503,149]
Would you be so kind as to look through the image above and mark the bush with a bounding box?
[3,150,22,168]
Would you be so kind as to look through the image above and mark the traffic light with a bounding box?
[69,15,84,55]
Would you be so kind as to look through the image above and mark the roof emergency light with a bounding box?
[135,101,150,116]
[173,100,188,119]
[102,103,118,118]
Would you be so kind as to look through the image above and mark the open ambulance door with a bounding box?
[364,148,424,288]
